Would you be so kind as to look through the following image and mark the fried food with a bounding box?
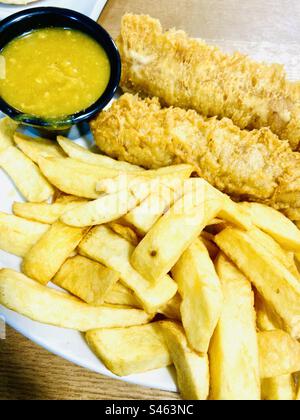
[57,136,143,172]
[86,322,172,376]
[78,226,178,313]
[14,133,66,164]
[261,375,296,401]
[107,222,139,247]
[209,255,260,400]
[13,200,88,224]
[215,227,300,338]
[0,269,151,331]
[38,157,119,199]
[91,94,300,212]
[242,202,300,251]
[61,180,153,227]
[0,117,18,153]
[22,221,87,285]
[131,179,222,283]
[172,238,223,354]
[258,330,300,378]
[160,321,209,400]
[0,146,54,202]
[255,293,281,332]
[104,282,141,308]
[158,294,182,321]
[117,14,300,150]
[95,164,194,194]
[53,255,119,306]
[0,212,49,257]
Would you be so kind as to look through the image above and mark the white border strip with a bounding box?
[90,0,107,21]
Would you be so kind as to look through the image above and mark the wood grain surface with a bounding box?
[1,0,299,401]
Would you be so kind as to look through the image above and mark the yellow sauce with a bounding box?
[0,28,111,119]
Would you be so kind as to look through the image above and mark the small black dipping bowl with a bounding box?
[0,7,121,129]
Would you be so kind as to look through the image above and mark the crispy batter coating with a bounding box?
[91,94,300,212]
[117,14,300,150]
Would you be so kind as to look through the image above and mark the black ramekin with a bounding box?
[0,7,121,129]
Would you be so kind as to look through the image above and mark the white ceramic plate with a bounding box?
[0,121,177,393]
[0,0,108,21]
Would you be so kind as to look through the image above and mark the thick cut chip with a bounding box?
[61,182,152,227]
[53,255,119,306]
[123,184,180,235]
[96,165,194,194]
[258,330,300,378]
[108,222,139,247]
[160,321,209,400]
[255,293,280,332]
[0,269,151,331]
[0,146,54,202]
[245,227,300,281]
[172,238,222,353]
[86,322,171,376]
[0,212,49,257]
[209,254,260,401]
[159,294,182,321]
[78,226,178,313]
[105,282,141,308]
[22,221,87,285]
[261,375,296,401]
[57,136,143,172]
[131,180,222,283]
[38,157,120,199]
[242,202,300,252]
[215,227,300,338]
[13,200,87,224]
[0,117,18,152]
[14,133,65,163]
[54,194,85,204]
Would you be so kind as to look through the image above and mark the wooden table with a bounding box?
[1,0,299,401]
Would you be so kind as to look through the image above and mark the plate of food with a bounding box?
[0,8,300,401]
[0,0,107,21]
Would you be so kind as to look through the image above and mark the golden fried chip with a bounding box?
[22,221,87,285]
[261,375,296,400]
[0,146,54,202]
[0,212,49,257]
[14,133,65,164]
[215,227,300,338]
[78,226,177,313]
[104,282,141,308]
[209,254,260,400]
[258,330,300,378]
[172,238,222,353]
[61,181,152,227]
[57,136,144,172]
[158,294,182,321]
[13,200,88,224]
[242,202,300,252]
[108,222,139,247]
[0,117,18,153]
[160,321,209,400]
[131,180,222,283]
[38,157,119,199]
[53,255,119,306]
[86,322,171,376]
[0,269,151,331]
